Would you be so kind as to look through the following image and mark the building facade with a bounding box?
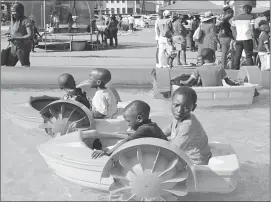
[105,0,156,14]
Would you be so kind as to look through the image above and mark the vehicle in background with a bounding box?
[133,15,143,27]
[148,14,158,20]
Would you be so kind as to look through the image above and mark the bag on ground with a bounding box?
[1,46,11,66]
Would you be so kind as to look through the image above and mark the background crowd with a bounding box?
[155,4,270,71]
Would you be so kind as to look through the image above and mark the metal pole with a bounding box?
[44,0,47,52]
[41,4,43,28]
[86,1,93,47]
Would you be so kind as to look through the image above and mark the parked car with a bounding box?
[148,14,158,20]
[133,15,143,27]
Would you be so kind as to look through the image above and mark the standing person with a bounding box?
[6,2,33,67]
[197,11,221,65]
[173,15,188,65]
[67,12,73,33]
[218,6,234,69]
[258,23,270,71]
[156,10,173,68]
[118,15,122,30]
[190,16,199,51]
[107,15,119,47]
[155,10,163,67]
[31,20,42,52]
[128,14,135,33]
[164,37,177,68]
[53,12,60,33]
[231,4,256,70]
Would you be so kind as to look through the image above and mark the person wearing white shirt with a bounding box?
[156,10,173,68]
[155,11,163,67]
[231,4,256,69]
[128,15,135,33]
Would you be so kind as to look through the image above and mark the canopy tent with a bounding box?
[159,1,223,14]
[252,7,270,14]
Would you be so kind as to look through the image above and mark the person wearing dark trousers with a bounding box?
[107,15,119,47]
[31,20,41,52]
[231,4,256,70]
[218,6,234,69]
[187,16,198,52]
[6,2,33,67]
[67,12,73,33]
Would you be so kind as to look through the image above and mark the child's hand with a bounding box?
[92,150,106,159]
[230,40,236,51]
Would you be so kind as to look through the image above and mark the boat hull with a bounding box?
[37,130,239,194]
[172,83,257,106]
[3,94,129,133]
[153,67,260,105]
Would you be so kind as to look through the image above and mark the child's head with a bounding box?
[201,48,216,63]
[58,73,76,90]
[258,20,268,28]
[123,100,150,131]
[158,10,163,19]
[171,87,197,121]
[88,68,111,88]
[260,23,270,33]
[242,4,252,14]
[167,37,173,44]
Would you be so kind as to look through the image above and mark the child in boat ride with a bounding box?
[179,48,238,87]
[92,100,168,159]
[88,68,118,119]
[163,87,212,165]
[58,73,91,109]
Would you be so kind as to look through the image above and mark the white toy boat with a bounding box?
[152,68,257,106]
[172,83,257,106]
[37,129,239,201]
[3,96,130,137]
[3,83,130,137]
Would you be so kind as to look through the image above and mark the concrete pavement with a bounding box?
[1,27,224,88]
[1,28,221,67]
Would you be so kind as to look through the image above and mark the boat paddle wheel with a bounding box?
[39,100,95,137]
[101,138,194,201]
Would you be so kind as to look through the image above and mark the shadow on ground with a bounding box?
[37,41,155,52]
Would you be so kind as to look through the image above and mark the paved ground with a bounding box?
[1,27,222,68]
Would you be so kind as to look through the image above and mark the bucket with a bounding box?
[71,41,87,51]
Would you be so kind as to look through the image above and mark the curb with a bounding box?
[1,66,154,89]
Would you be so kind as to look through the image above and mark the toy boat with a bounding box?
[237,66,269,89]
[152,68,257,106]
[3,84,130,136]
[3,95,129,136]
[37,129,239,201]
[171,83,257,106]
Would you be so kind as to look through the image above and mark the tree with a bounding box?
[95,0,104,15]
[140,0,146,14]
